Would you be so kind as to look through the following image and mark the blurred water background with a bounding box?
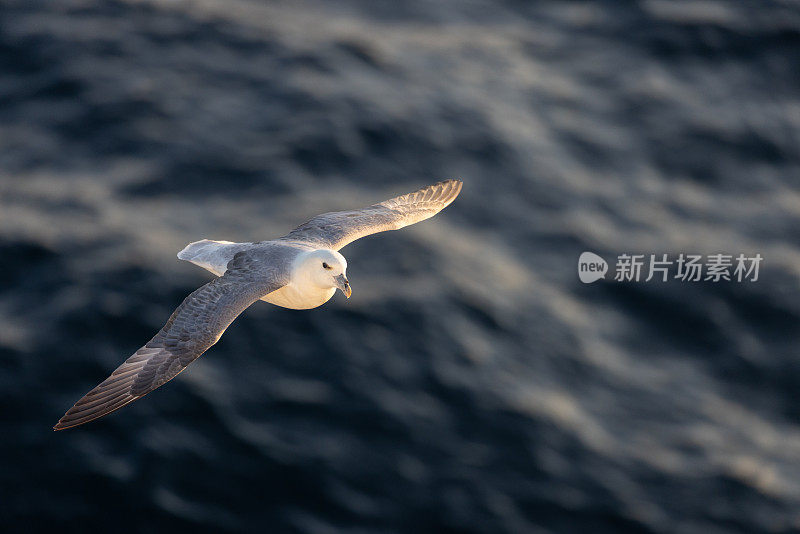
[2,0,800,532]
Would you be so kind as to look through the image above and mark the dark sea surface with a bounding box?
[2,1,800,532]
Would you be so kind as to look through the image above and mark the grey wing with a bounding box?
[281,179,462,250]
[54,258,287,430]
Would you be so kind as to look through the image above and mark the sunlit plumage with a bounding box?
[55,180,462,430]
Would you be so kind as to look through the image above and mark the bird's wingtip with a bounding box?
[53,416,72,430]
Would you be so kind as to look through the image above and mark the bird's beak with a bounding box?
[335,273,352,299]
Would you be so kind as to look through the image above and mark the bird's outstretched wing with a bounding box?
[280,179,462,250]
[54,255,287,430]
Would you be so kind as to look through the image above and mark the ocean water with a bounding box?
[2,1,800,532]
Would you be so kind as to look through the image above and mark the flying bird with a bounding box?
[54,180,462,430]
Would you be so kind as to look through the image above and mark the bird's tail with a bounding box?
[177,239,249,276]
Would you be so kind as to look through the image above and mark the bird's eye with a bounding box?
[322,262,331,270]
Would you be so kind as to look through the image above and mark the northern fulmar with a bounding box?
[54,180,462,430]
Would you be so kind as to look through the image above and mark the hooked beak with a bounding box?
[335,273,352,299]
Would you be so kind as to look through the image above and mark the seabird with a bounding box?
[54,180,462,430]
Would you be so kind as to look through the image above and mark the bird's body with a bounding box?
[179,240,341,309]
[55,179,462,430]
[262,276,337,310]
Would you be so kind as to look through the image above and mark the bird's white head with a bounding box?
[297,249,351,298]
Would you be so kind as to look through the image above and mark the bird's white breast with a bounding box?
[260,282,335,310]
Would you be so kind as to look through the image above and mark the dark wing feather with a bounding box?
[54,257,286,430]
[280,180,462,250]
